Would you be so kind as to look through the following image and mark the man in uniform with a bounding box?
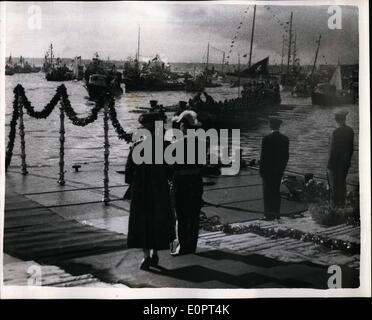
[259,117,289,220]
[170,110,203,255]
[174,100,188,117]
[327,110,354,207]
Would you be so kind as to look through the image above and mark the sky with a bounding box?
[5,2,359,65]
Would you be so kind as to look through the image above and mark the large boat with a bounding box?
[84,53,123,100]
[189,5,281,127]
[85,74,123,100]
[123,54,184,91]
[185,43,223,92]
[311,62,355,106]
[43,44,75,81]
[122,26,185,92]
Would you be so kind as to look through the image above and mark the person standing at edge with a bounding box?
[259,117,289,220]
[125,112,175,270]
[327,110,354,208]
[170,110,204,256]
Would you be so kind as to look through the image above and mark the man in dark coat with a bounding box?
[327,110,354,207]
[259,117,289,220]
[170,110,204,256]
[174,100,188,117]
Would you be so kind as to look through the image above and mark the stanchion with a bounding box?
[58,100,65,185]
[103,95,110,205]
[18,94,28,175]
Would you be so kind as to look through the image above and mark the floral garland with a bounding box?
[59,84,104,127]
[222,223,359,255]
[5,87,20,171]
[16,84,60,119]
[108,96,132,142]
[199,213,359,255]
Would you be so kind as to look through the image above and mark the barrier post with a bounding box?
[18,93,28,175]
[58,100,65,185]
[103,95,110,205]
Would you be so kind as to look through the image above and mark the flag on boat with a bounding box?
[239,56,269,77]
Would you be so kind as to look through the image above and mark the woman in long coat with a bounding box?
[125,112,175,270]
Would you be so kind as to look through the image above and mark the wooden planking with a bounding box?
[4,192,127,264]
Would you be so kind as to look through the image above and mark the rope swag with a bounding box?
[5,88,20,170]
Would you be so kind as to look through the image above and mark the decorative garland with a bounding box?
[5,87,20,170]
[59,84,104,127]
[5,84,133,170]
[222,223,360,256]
[108,97,132,142]
[199,216,359,256]
[16,84,60,119]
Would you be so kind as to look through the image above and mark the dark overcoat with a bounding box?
[125,139,175,250]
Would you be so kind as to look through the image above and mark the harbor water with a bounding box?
[5,72,359,185]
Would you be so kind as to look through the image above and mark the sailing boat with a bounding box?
[185,42,222,92]
[190,5,281,127]
[311,62,354,106]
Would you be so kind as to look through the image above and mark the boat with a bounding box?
[311,62,355,106]
[45,59,75,81]
[189,5,281,127]
[83,53,123,100]
[5,55,40,74]
[84,74,123,100]
[191,87,281,128]
[122,26,186,92]
[123,54,184,91]
[184,43,223,92]
[43,44,75,81]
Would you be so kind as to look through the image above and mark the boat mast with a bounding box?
[280,35,285,73]
[248,4,256,67]
[137,25,141,62]
[292,33,297,70]
[310,34,321,79]
[221,51,225,73]
[286,12,293,74]
[50,44,53,65]
[206,42,210,71]
[238,53,241,98]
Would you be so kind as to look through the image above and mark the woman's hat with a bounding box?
[172,110,202,127]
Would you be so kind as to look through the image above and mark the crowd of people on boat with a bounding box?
[241,79,280,98]
[184,79,281,112]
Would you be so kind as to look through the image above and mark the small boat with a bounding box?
[85,74,123,100]
[311,63,355,106]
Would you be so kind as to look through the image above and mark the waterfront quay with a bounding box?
[3,161,359,289]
